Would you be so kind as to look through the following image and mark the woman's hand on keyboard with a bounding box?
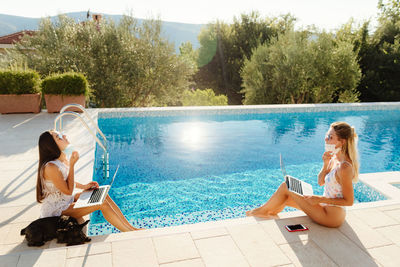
[83,181,99,190]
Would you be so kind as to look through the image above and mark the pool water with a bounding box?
[88,110,398,235]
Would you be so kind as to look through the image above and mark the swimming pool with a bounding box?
[88,107,398,235]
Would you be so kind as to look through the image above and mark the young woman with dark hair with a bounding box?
[247,122,359,228]
[37,130,139,232]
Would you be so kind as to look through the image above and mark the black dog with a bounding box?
[56,220,91,246]
[20,215,91,247]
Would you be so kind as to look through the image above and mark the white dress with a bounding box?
[40,159,75,218]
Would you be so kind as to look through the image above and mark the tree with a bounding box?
[355,0,400,101]
[179,42,198,72]
[178,41,198,90]
[9,15,194,107]
[194,12,295,104]
[194,22,231,101]
[378,0,400,22]
[241,30,361,104]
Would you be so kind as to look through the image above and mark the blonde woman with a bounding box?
[247,122,359,227]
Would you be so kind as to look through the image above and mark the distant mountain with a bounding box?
[0,12,204,53]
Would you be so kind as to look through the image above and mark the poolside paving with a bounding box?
[1,110,400,267]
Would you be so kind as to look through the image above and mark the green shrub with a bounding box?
[241,30,361,104]
[181,88,228,106]
[41,72,89,96]
[0,70,40,94]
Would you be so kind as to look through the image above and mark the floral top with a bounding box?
[39,159,74,218]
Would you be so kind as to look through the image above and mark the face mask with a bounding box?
[325,143,340,155]
[63,144,75,159]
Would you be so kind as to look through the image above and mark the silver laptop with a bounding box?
[74,165,119,208]
[280,154,313,196]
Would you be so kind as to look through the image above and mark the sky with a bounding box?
[2,0,381,30]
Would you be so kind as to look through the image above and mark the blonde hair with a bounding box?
[331,121,359,182]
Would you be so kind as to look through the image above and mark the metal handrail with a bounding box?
[56,103,107,148]
[54,111,107,152]
[53,104,109,179]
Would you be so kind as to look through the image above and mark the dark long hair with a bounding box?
[37,131,61,203]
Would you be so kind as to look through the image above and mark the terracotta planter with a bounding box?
[44,94,86,113]
[0,93,41,114]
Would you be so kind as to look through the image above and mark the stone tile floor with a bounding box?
[1,111,400,267]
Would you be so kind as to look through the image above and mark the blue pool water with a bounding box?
[88,109,399,235]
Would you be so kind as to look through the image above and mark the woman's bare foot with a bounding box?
[246,207,279,220]
[246,210,253,216]
[246,207,263,217]
[246,208,260,216]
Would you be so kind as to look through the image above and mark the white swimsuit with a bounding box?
[322,160,352,209]
[39,160,75,218]
[323,164,344,199]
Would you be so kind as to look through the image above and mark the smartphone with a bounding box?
[285,224,308,232]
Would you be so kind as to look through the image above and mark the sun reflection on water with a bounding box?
[181,122,206,150]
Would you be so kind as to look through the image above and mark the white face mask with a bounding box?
[325,143,340,155]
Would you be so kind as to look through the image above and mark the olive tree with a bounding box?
[10,15,194,107]
[241,30,361,104]
[194,13,295,104]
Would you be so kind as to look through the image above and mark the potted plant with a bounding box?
[0,70,41,114]
[41,72,90,113]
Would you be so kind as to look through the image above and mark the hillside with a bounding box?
[0,12,204,52]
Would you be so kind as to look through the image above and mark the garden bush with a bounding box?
[41,72,89,96]
[181,88,228,106]
[0,70,40,94]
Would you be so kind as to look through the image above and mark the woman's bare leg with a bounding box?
[104,195,139,230]
[268,195,301,215]
[72,193,136,230]
[62,198,136,232]
[246,182,292,217]
[246,182,345,227]
[288,191,345,227]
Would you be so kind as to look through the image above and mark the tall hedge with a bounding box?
[0,70,40,94]
[41,72,89,96]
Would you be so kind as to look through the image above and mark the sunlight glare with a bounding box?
[181,123,205,149]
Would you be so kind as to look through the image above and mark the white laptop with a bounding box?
[74,165,119,208]
[280,154,313,196]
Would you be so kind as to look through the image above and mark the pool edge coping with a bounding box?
[94,102,400,118]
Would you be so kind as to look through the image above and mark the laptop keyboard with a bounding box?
[89,187,105,203]
[289,177,303,195]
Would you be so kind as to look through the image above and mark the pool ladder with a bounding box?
[53,103,109,179]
